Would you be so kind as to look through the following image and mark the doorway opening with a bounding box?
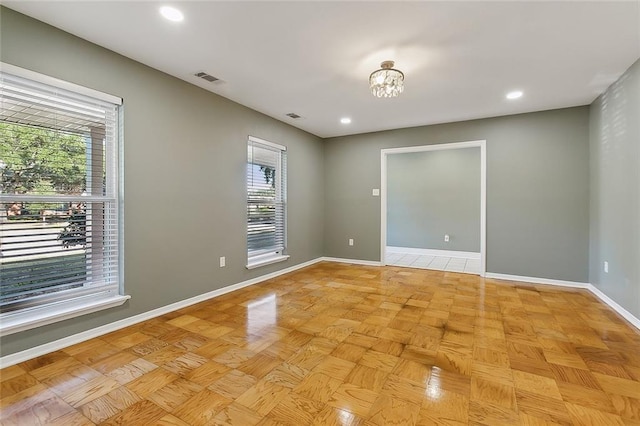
[380,140,486,276]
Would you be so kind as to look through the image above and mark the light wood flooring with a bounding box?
[1,262,640,425]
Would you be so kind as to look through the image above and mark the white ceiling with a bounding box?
[5,1,639,138]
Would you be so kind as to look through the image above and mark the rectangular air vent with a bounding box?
[286,113,301,119]
[194,72,219,83]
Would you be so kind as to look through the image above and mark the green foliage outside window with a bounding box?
[0,122,87,197]
[1,122,89,245]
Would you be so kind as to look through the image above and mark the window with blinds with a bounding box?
[0,64,124,324]
[246,136,287,268]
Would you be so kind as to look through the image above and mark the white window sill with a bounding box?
[246,254,290,270]
[0,294,130,337]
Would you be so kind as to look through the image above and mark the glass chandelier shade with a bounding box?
[369,60,405,98]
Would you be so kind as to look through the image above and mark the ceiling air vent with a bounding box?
[286,113,302,119]
[194,71,220,83]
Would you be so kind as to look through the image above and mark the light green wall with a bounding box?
[589,59,640,318]
[0,8,324,356]
[325,107,590,282]
[387,148,481,252]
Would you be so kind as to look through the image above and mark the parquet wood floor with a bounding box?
[2,262,640,425]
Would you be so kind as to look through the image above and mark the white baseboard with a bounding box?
[0,257,324,368]
[386,246,480,260]
[486,272,639,331]
[485,272,590,289]
[320,257,382,267]
[587,284,640,330]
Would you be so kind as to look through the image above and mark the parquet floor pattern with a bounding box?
[1,262,640,425]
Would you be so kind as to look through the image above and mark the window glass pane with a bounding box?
[0,123,98,196]
[1,202,87,296]
[0,199,118,311]
[247,139,286,260]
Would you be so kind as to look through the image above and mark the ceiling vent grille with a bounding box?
[194,72,220,83]
[286,112,302,119]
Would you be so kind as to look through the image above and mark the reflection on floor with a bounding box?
[386,250,480,275]
[1,262,639,425]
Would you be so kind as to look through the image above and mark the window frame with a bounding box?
[246,136,289,269]
[0,63,128,336]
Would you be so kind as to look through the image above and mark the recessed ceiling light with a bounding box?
[340,117,352,124]
[506,90,523,100]
[160,6,184,22]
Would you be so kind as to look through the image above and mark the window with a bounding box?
[0,64,128,335]
[246,136,288,268]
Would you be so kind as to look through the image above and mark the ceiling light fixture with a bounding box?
[160,6,184,22]
[369,60,405,98]
[340,117,352,124]
[506,90,523,99]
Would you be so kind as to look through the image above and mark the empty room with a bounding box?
[0,2,639,425]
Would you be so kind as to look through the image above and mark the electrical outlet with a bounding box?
[220,256,226,268]
[349,238,354,246]
[444,234,450,242]
[372,188,380,196]
[604,261,608,273]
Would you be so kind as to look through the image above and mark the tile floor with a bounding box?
[385,250,481,275]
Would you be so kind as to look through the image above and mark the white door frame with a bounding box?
[380,140,487,276]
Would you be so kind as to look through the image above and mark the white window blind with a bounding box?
[247,137,287,266]
[0,66,123,316]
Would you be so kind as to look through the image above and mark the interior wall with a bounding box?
[325,107,590,283]
[589,58,640,318]
[0,8,325,357]
[387,148,481,252]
